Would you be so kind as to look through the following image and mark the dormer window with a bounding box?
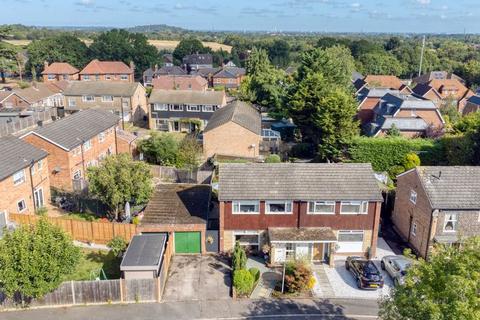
[443,214,457,232]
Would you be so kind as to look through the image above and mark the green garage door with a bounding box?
[175,232,201,254]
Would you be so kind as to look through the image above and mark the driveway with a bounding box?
[313,237,395,300]
[162,255,231,302]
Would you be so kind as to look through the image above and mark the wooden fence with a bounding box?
[151,165,213,185]
[0,108,58,137]
[158,233,174,300]
[8,213,138,244]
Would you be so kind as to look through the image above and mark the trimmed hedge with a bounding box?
[249,267,261,283]
[348,137,443,172]
[233,269,254,296]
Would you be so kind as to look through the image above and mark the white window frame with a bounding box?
[411,223,417,236]
[186,105,200,112]
[232,201,260,214]
[169,104,183,112]
[233,231,260,247]
[37,159,43,171]
[265,200,293,214]
[73,170,82,180]
[17,199,27,213]
[202,105,214,112]
[47,74,55,80]
[13,170,25,186]
[83,139,92,151]
[83,75,90,81]
[443,213,457,233]
[120,74,129,80]
[153,103,168,111]
[68,98,76,107]
[337,230,365,242]
[410,190,417,204]
[82,95,95,103]
[340,201,368,215]
[101,95,113,102]
[285,243,295,261]
[308,201,336,214]
[34,187,44,208]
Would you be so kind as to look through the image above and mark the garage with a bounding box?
[336,230,364,253]
[175,231,201,254]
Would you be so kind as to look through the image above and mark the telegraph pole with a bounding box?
[418,35,426,77]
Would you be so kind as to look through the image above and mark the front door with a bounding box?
[313,243,324,261]
[34,188,44,208]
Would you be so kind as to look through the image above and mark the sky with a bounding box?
[1,0,479,34]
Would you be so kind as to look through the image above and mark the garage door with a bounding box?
[336,230,364,253]
[175,232,201,254]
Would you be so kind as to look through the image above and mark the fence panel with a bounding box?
[31,282,74,307]
[124,279,157,302]
[0,108,58,137]
[74,280,121,304]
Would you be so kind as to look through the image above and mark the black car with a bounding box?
[345,256,384,290]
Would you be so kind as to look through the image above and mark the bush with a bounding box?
[107,236,128,256]
[402,152,421,171]
[290,143,315,158]
[249,267,261,283]
[232,241,247,271]
[265,154,281,163]
[233,269,254,296]
[284,260,313,293]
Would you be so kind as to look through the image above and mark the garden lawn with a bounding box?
[66,212,101,222]
[64,249,121,281]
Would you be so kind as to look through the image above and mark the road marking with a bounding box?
[200,314,378,319]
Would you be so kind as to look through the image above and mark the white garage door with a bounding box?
[337,230,364,253]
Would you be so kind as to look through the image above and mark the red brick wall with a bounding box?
[79,74,134,82]
[358,98,380,124]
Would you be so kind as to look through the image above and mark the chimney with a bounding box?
[154,64,158,73]
[44,61,49,70]
[130,61,135,72]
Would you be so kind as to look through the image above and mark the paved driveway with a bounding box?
[163,255,231,302]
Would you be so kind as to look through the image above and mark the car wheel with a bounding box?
[381,261,385,270]
[356,278,362,289]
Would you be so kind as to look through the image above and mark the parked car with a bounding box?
[345,256,384,290]
[381,255,412,286]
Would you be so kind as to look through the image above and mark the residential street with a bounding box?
[0,298,379,320]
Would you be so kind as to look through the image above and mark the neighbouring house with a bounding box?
[163,54,174,67]
[148,89,227,132]
[0,135,50,216]
[212,67,246,89]
[366,93,444,137]
[192,67,221,87]
[139,184,211,254]
[14,82,64,109]
[413,71,465,85]
[182,54,213,72]
[203,100,262,159]
[41,62,79,82]
[354,75,411,94]
[63,81,148,126]
[412,79,474,113]
[392,166,480,259]
[120,233,167,279]
[0,91,29,109]
[79,59,135,82]
[21,109,119,192]
[218,163,383,265]
[356,88,401,124]
[463,95,480,115]
[143,65,187,86]
[152,75,208,91]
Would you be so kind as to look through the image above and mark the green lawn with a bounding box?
[64,249,121,281]
[65,212,101,222]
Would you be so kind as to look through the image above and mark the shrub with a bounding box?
[265,154,281,163]
[107,236,128,256]
[232,241,247,271]
[249,267,261,283]
[402,152,421,171]
[233,269,254,296]
[284,260,313,293]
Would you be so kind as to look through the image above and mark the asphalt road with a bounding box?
[0,298,379,320]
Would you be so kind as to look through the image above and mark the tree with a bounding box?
[137,132,179,166]
[267,39,290,67]
[25,34,90,76]
[87,154,153,219]
[402,152,421,170]
[172,37,207,64]
[379,237,480,320]
[232,241,247,271]
[357,51,404,76]
[0,44,17,83]
[459,59,480,88]
[0,218,80,301]
[176,136,201,170]
[89,29,159,78]
[386,124,401,137]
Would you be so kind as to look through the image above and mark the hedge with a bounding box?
[348,137,443,172]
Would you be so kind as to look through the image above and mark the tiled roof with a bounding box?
[414,166,480,209]
[149,89,225,106]
[374,93,437,117]
[14,83,60,103]
[193,67,221,77]
[182,54,213,65]
[213,67,246,78]
[381,117,428,130]
[64,81,140,97]
[363,75,404,90]
[80,59,133,75]
[152,75,207,91]
[41,62,79,75]
[0,135,47,181]
[204,100,261,135]
[218,163,383,201]
[428,79,472,100]
[269,227,337,242]
[141,184,210,225]
[467,95,480,105]
[156,66,187,76]
[28,109,119,151]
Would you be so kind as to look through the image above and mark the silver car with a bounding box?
[381,255,412,286]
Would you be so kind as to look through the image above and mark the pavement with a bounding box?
[162,255,231,302]
[0,298,380,320]
[312,238,395,300]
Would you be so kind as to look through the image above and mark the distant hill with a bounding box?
[126,24,188,33]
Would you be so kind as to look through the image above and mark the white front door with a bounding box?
[34,188,44,208]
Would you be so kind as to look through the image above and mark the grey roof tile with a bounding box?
[204,100,261,135]
[64,81,140,97]
[149,89,225,106]
[120,234,166,270]
[269,227,337,242]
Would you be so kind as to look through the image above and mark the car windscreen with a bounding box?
[364,262,379,275]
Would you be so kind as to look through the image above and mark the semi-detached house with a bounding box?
[218,163,383,266]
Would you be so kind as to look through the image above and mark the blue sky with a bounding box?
[1,0,479,33]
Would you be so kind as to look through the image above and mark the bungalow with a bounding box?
[79,59,134,82]
[148,89,227,132]
[41,62,79,82]
[218,163,383,265]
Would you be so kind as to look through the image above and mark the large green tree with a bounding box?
[137,132,180,166]
[172,37,208,64]
[0,218,80,301]
[87,154,153,218]
[357,51,404,76]
[379,237,480,320]
[25,34,90,77]
[89,29,159,78]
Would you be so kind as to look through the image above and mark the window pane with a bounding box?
[341,203,361,213]
[240,204,257,212]
[268,203,285,212]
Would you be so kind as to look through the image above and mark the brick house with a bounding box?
[21,109,119,192]
[63,81,148,127]
[366,93,444,137]
[203,100,262,159]
[356,88,401,125]
[392,166,480,259]
[152,75,208,91]
[413,71,465,86]
[41,62,79,82]
[182,54,213,72]
[0,91,29,109]
[148,89,227,132]
[212,67,246,89]
[0,135,50,216]
[218,163,383,265]
[139,184,211,254]
[79,59,134,82]
[143,66,187,86]
[412,79,474,113]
